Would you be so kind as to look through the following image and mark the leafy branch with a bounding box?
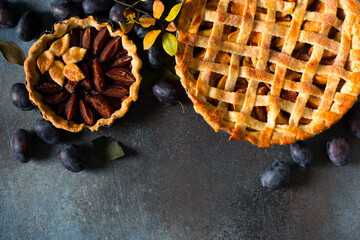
[114,0,152,18]
[114,0,185,56]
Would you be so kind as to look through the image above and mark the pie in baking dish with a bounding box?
[25,16,142,132]
[176,0,360,147]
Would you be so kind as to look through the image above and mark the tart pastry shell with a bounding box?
[25,16,142,132]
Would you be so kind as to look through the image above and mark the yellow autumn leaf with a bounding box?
[120,21,135,34]
[153,0,165,19]
[165,0,185,22]
[143,30,161,50]
[124,8,136,19]
[139,17,156,28]
[162,32,178,56]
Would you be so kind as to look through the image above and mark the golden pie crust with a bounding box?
[176,0,360,147]
[25,16,142,132]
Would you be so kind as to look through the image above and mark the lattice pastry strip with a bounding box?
[195,0,229,100]
[289,0,336,127]
[175,0,360,147]
[221,0,259,136]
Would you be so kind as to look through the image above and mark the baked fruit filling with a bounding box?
[192,0,341,126]
[176,0,360,146]
[34,26,135,126]
[193,0,344,126]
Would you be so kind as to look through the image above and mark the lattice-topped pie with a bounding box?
[25,16,142,132]
[176,0,360,147]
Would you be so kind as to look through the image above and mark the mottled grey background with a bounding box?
[0,1,360,240]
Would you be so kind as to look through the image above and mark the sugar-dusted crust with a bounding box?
[176,0,360,147]
[25,16,142,132]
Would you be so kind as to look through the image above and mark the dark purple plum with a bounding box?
[109,3,127,25]
[290,141,314,168]
[152,78,182,105]
[16,11,41,41]
[132,24,150,39]
[10,83,35,111]
[348,112,360,138]
[58,144,85,172]
[140,0,154,11]
[0,0,17,28]
[261,161,290,190]
[10,129,35,163]
[132,14,153,39]
[51,0,81,21]
[34,119,65,144]
[147,43,166,70]
[327,136,350,166]
[82,0,112,17]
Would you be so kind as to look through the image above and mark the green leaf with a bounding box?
[91,136,125,160]
[162,33,178,56]
[165,0,185,22]
[163,67,180,81]
[119,21,135,33]
[128,16,139,24]
[0,41,25,66]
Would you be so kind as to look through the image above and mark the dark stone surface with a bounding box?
[1,1,360,239]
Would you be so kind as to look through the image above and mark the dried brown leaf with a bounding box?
[0,41,25,66]
[124,7,136,19]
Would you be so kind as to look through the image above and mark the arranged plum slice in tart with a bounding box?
[25,16,142,132]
